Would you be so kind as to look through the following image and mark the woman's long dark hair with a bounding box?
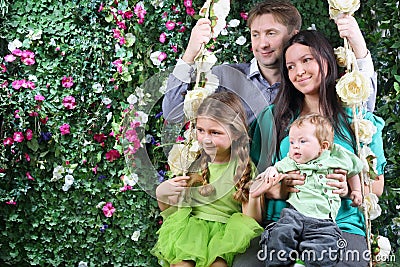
[273,30,357,159]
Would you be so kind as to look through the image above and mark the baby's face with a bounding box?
[288,122,323,164]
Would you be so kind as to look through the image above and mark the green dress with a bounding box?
[151,159,263,267]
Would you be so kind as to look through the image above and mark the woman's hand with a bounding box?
[326,169,349,197]
[281,171,305,193]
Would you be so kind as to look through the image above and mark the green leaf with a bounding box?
[27,139,39,152]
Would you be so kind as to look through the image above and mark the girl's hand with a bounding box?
[250,167,280,198]
[156,176,190,202]
[326,169,349,197]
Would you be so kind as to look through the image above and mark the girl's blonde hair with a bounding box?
[189,91,253,203]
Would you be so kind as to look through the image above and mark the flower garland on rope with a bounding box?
[168,0,230,177]
[328,0,390,265]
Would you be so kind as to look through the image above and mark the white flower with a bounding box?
[363,193,381,220]
[28,75,38,82]
[356,119,377,144]
[334,46,347,67]
[127,94,138,105]
[62,184,71,191]
[78,261,88,267]
[150,0,164,8]
[183,87,215,120]
[150,51,163,66]
[27,29,42,40]
[51,166,65,182]
[336,70,371,106]
[96,201,106,209]
[392,217,400,227]
[106,112,112,122]
[328,0,360,19]
[65,174,74,186]
[168,143,199,175]
[235,36,247,46]
[131,230,141,241]
[93,83,103,93]
[220,28,229,36]
[8,39,22,52]
[102,97,112,105]
[228,19,240,27]
[123,173,138,187]
[210,0,230,38]
[135,111,148,124]
[376,235,391,260]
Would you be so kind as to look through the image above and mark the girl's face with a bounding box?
[288,122,324,164]
[196,116,233,163]
[285,43,327,96]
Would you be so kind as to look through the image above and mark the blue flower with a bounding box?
[155,111,163,119]
[98,175,107,181]
[39,132,52,143]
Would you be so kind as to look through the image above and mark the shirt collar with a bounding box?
[248,58,260,79]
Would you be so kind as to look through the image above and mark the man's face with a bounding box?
[250,14,295,70]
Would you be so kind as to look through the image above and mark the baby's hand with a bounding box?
[350,190,362,207]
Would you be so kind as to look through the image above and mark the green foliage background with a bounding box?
[0,0,399,266]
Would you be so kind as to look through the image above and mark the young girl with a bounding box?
[250,30,386,267]
[152,91,263,267]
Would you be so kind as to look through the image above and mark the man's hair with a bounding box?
[290,113,334,148]
[247,0,302,33]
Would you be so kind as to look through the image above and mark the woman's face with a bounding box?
[285,43,327,96]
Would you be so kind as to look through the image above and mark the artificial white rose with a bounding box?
[183,87,214,120]
[210,0,230,38]
[336,70,371,106]
[363,193,381,220]
[168,143,199,175]
[376,235,391,260]
[334,46,347,67]
[328,0,360,19]
[359,145,377,184]
[196,51,217,73]
[235,36,247,46]
[355,119,377,144]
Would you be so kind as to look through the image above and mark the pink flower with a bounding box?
[4,54,16,62]
[165,21,175,30]
[62,96,76,109]
[25,153,31,162]
[117,21,126,30]
[25,129,33,140]
[14,110,20,119]
[3,137,13,146]
[112,28,121,38]
[94,133,107,143]
[61,76,74,88]
[134,3,146,24]
[13,132,24,143]
[176,136,185,142]
[158,52,167,62]
[183,0,192,7]
[102,202,116,217]
[98,2,104,12]
[35,95,45,101]
[105,149,121,162]
[124,11,133,19]
[120,185,133,192]
[60,123,70,135]
[1,64,6,72]
[178,25,186,33]
[40,116,49,124]
[186,7,194,15]
[171,45,178,53]
[21,50,35,65]
[6,199,16,205]
[26,172,34,180]
[240,12,248,20]
[159,32,167,43]
[12,49,22,56]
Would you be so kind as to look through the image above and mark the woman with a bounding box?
[250,30,386,267]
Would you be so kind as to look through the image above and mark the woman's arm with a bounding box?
[242,195,262,223]
[364,174,384,197]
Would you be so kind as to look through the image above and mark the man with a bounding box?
[162,0,376,126]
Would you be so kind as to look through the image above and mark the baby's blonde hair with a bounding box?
[290,113,334,148]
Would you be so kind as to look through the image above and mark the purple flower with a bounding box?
[39,132,52,143]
